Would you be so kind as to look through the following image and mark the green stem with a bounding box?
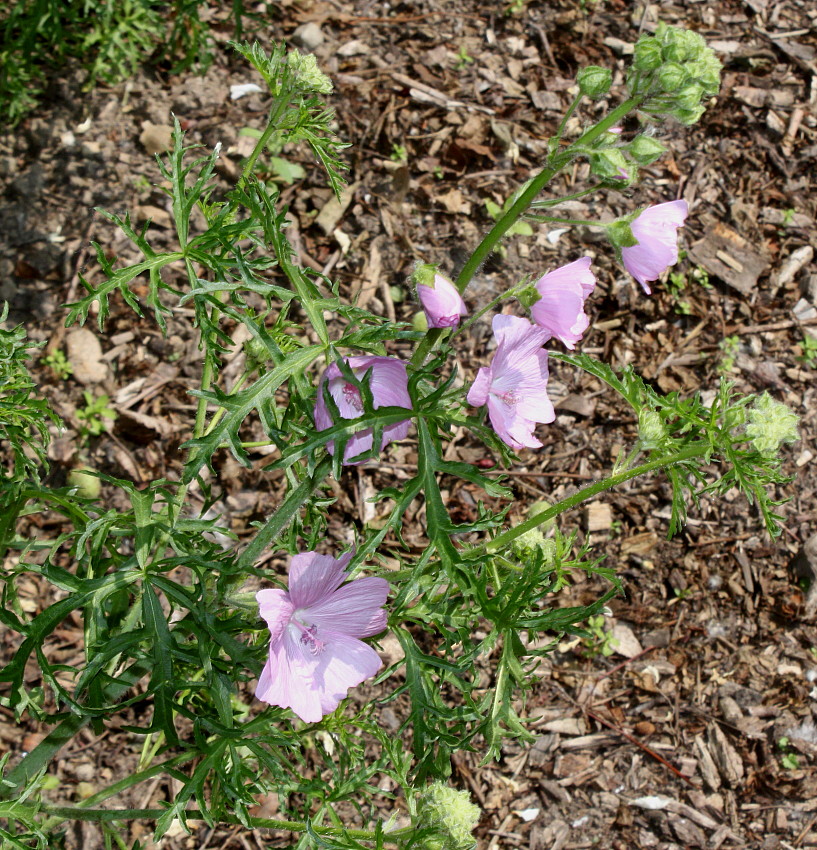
[35,804,415,843]
[237,93,292,191]
[525,215,610,227]
[450,282,527,342]
[530,183,606,209]
[469,443,706,558]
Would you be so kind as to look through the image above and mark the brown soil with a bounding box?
[1,1,817,848]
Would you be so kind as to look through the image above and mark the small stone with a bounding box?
[66,328,108,385]
[584,500,612,532]
[139,122,173,156]
[292,22,324,51]
[611,623,643,659]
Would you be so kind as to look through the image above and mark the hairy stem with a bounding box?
[469,443,706,558]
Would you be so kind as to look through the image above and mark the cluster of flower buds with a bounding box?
[628,22,722,124]
[287,49,334,95]
[415,782,482,850]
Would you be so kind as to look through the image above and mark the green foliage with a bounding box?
[0,1,264,125]
[75,391,116,438]
[717,334,740,373]
[40,350,72,380]
[797,333,817,368]
[583,614,619,657]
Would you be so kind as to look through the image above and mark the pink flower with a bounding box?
[314,355,412,464]
[466,315,555,450]
[621,200,688,294]
[255,550,389,723]
[417,272,468,329]
[530,257,596,350]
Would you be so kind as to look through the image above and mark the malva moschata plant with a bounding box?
[0,24,800,850]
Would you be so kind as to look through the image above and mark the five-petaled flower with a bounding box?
[255,550,389,723]
[314,355,412,465]
[530,257,597,350]
[466,315,555,450]
[416,270,468,329]
[621,200,688,294]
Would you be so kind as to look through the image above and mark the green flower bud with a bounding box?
[588,148,630,181]
[244,337,270,369]
[412,311,429,332]
[287,50,333,94]
[657,62,687,92]
[68,467,101,500]
[416,782,481,850]
[577,65,612,99]
[673,104,706,125]
[633,36,663,72]
[638,410,665,449]
[627,135,666,165]
[527,499,555,533]
[675,81,705,110]
[745,393,799,456]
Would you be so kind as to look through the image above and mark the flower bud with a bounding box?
[745,393,799,456]
[68,467,101,500]
[673,104,706,125]
[633,36,663,72]
[657,62,687,92]
[577,65,612,99]
[588,148,630,181]
[416,782,481,850]
[675,81,705,111]
[627,135,666,165]
[413,265,467,329]
[638,410,665,449]
[287,50,333,94]
[412,311,429,332]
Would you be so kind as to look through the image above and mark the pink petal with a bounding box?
[622,200,688,293]
[306,576,390,638]
[288,552,349,609]
[467,366,493,407]
[256,635,323,723]
[256,589,293,645]
[487,395,542,450]
[310,631,383,716]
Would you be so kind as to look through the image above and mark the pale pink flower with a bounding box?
[466,315,555,450]
[622,200,688,294]
[314,355,412,464]
[256,550,389,723]
[530,257,596,350]
[417,273,468,329]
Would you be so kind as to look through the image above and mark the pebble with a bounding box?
[292,22,324,51]
[66,328,108,385]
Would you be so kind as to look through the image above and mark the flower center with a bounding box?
[494,389,518,408]
[341,382,363,413]
[291,617,326,655]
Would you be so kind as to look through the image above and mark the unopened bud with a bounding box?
[657,62,687,92]
[745,393,799,456]
[588,148,630,181]
[633,36,663,72]
[627,135,666,165]
[416,782,481,850]
[675,81,705,110]
[287,50,333,94]
[577,65,612,100]
[638,410,665,449]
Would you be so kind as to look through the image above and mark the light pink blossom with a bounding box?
[530,257,596,350]
[256,551,389,723]
[314,355,412,464]
[466,315,555,450]
[622,200,688,294]
[417,272,468,329]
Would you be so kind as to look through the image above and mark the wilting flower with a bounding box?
[466,315,555,450]
[255,550,389,723]
[414,266,468,329]
[621,200,688,294]
[530,257,596,349]
[314,355,412,464]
